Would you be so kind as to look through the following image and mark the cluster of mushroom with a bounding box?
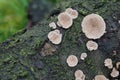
[58,8,78,29]
[66,54,87,80]
[104,58,119,78]
[66,53,88,67]
[48,7,120,79]
[66,13,107,79]
[75,14,106,79]
[48,8,78,44]
[82,14,120,79]
[81,13,106,51]
[48,29,62,44]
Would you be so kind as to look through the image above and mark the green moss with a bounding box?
[30,67,34,72]
[85,58,93,65]
[20,49,27,56]
[0,0,28,43]
[18,70,28,77]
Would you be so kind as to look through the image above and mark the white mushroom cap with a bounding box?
[86,40,98,51]
[75,70,84,78]
[75,78,82,80]
[104,58,113,69]
[66,55,78,67]
[107,65,113,69]
[65,8,78,19]
[118,20,120,24]
[54,29,60,33]
[81,13,106,39]
[58,12,73,29]
[110,68,119,78]
[48,29,62,44]
[116,62,120,69]
[57,21,62,27]
[49,22,57,29]
[94,75,109,80]
[75,70,85,80]
[80,53,87,60]
[75,76,85,80]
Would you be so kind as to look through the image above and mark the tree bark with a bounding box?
[0,0,120,80]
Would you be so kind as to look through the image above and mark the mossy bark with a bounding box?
[0,0,120,80]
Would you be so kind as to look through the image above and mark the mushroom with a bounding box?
[104,58,113,69]
[58,12,73,29]
[118,20,120,24]
[80,53,87,60]
[75,70,85,80]
[116,62,120,69]
[66,55,78,67]
[75,76,85,80]
[65,8,78,19]
[75,78,82,80]
[54,29,60,33]
[94,75,109,80]
[57,21,62,27]
[48,29,62,44]
[49,22,57,29]
[75,70,84,78]
[110,67,119,78]
[81,13,106,39]
[86,40,98,51]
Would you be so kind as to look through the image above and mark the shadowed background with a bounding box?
[0,0,61,43]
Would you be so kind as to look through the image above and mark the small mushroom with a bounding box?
[54,29,60,33]
[58,12,73,29]
[118,20,120,24]
[110,67,119,78]
[66,55,78,67]
[94,75,109,80]
[48,29,62,44]
[81,13,106,39]
[86,40,98,51]
[75,70,85,80]
[116,62,120,69]
[49,22,57,29]
[75,78,82,80]
[104,58,113,69]
[75,70,84,78]
[57,21,62,27]
[75,76,85,80]
[65,8,78,19]
[80,53,87,60]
